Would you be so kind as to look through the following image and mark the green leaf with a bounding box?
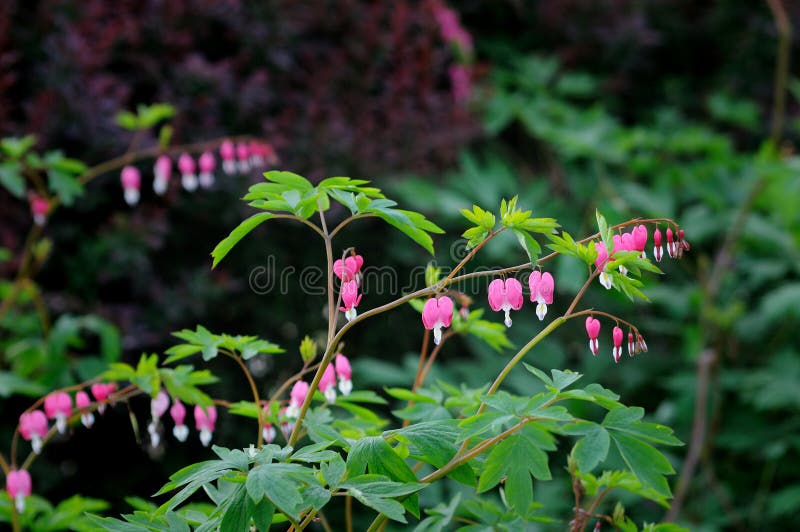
[0,162,25,198]
[211,213,275,268]
[265,170,314,192]
[340,475,426,524]
[603,407,683,446]
[551,369,582,391]
[115,111,140,130]
[0,135,36,158]
[47,169,84,206]
[245,463,307,521]
[137,103,176,128]
[247,497,275,531]
[219,485,248,532]
[477,432,551,512]
[513,229,541,265]
[571,424,610,473]
[611,432,675,498]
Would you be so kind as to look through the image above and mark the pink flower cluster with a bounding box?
[336,254,365,322]
[272,354,353,442]
[585,316,648,364]
[165,398,218,447]
[119,139,277,206]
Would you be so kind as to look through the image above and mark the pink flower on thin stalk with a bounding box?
[335,354,353,396]
[194,405,217,447]
[6,469,32,513]
[75,391,94,429]
[153,155,172,195]
[120,166,141,206]
[586,317,601,356]
[612,326,624,363]
[422,296,454,345]
[198,151,216,189]
[220,139,236,175]
[178,153,198,192]
[528,271,555,321]
[19,410,48,454]
[170,399,189,442]
[339,280,362,322]
[29,194,49,226]
[286,381,309,419]
[487,278,523,327]
[320,364,337,404]
[44,392,72,434]
[148,390,170,447]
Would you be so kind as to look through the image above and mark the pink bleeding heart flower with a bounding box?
[586,317,601,356]
[170,399,189,442]
[653,228,663,262]
[19,410,48,454]
[29,194,49,226]
[335,354,353,395]
[678,229,690,254]
[628,331,636,357]
[666,228,677,258]
[178,153,197,191]
[528,271,555,321]
[198,151,216,189]
[194,405,217,447]
[262,404,276,443]
[236,143,250,172]
[279,407,294,439]
[262,143,278,165]
[147,390,170,447]
[339,280,362,322]
[633,225,648,258]
[487,278,523,327]
[637,334,649,353]
[220,139,236,175]
[287,380,309,419]
[44,392,72,434]
[334,255,365,283]
[120,166,141,206]
[612,326,624,363]
[75,391,94,429]
[249,141,265,167]
[90,383,116,414]
[594,241,614,290]
[422,296,454,345]
[6,469,32,513]
[320,363,337,404]
[153,155,172,195]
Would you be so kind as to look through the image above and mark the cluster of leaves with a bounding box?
[0,135,86,205]
[211,171,444,267]
[89,365,683,530]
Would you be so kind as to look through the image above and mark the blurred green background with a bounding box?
[1,1,799,530]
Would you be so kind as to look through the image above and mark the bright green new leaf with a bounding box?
[211,213,274,268]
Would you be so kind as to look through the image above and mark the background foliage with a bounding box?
[1,0,800,530]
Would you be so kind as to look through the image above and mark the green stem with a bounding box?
[222,350,264,447]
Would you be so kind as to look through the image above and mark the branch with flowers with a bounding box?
[3,162,691,531]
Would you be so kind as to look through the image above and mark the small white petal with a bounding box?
[223,160,236,175]
[199,172,215,188]
[433,327,442,345]
[15,494,25,513]
[56,415,67,434]
[124,188,140,206]
[324,387,337,404]
[338,378,353,396]
[182,174,198,191]
[504,309,512,328]
[599,271,613,290]
[536,302,547,321]
[173,424,189,442]
[199,429,213,447]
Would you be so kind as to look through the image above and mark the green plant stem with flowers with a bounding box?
[2,155,690,531]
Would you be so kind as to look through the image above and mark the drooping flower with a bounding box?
[153,155,172,195]
[44,392,72,434]
[198,151,216,189]
[678,229,690,254]
[528,271,555,321]
[320,363,337,404]
[249,141,265,167]
[653,228,663,262]
[236,143,250,173]
[586,316,601,356]
[29,194,49,226]
[19,410,48,454]
[279,407,294,439]
[262,404,276,443]
[90,382,116,414]
[178,154,197,191]
[120,166,141,206]
[633,225,648,258]
[6,469,32,513]
[220,139,236,175]
[170,399,189,442]
[422,296,454,345]
[335,354,353,396]
[194,405,217,447]
[286,381,309,419]
[148,390,170,447]
[666,228,677,259]
[334,254,365,283]
[488,278,523,327]
[75,391,94,429]
[612,326,624,363]
[339,279,362,322]
[627,332,635,357]
[636,334,648,353]
[594,241,615,289]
